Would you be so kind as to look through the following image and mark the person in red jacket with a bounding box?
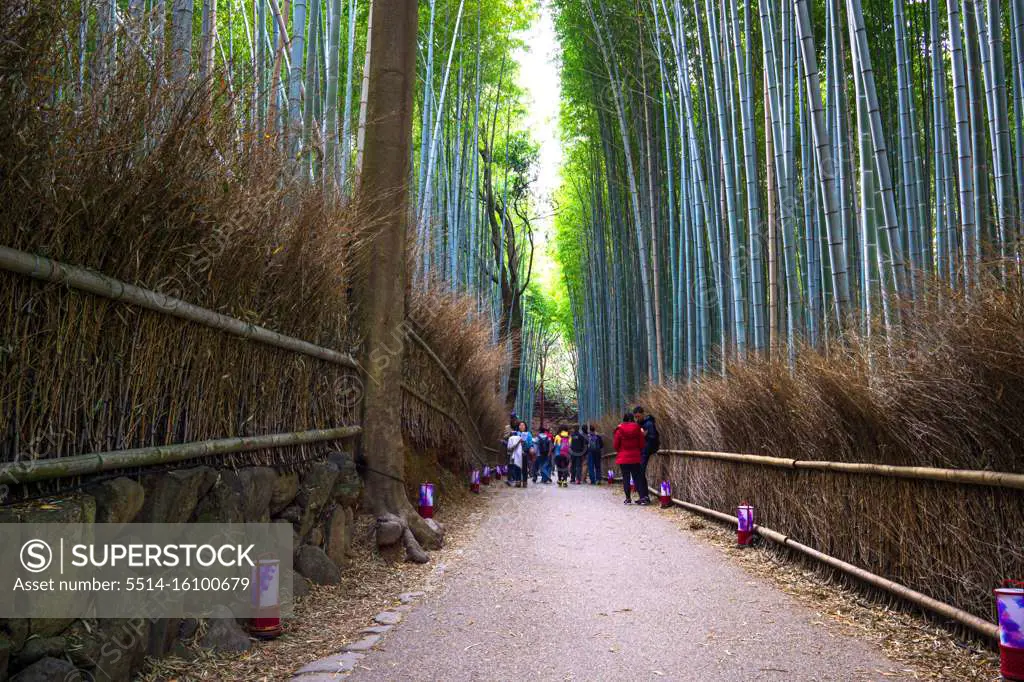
[613,412,650,505]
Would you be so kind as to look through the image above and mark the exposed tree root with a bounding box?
[406,511,444,550]
[374,504,444,563]
[401,527,429,564]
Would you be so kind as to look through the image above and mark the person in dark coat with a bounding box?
[613,413,649,504]
[533,428,553,483]
[586,424,604,485]
[569,425,587,484]
[633,406,660,479]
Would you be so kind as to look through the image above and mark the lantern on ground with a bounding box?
[470,470,481,494]
[736,503,755,547]
[607,469,615,486]
[629,475,636,494]
[494,465,502,481]
[482,466,491,485]
[249,556,282,639]
[418,483,435,519]
[996,580,1024,681]
[659,481,672,508]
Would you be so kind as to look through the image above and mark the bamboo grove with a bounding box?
[553,0,1024,421]
[60,0,550,410]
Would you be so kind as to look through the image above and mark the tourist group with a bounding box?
[503,407,660,505]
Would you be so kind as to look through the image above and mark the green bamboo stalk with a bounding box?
[894,0,923,284]
[704,0,746,359]
[946,0,979,289]
[977,0,1016,275]
[796,0,851,323]
[846,0,908,298]
[586,0,659,384]
[324,0,342,190]
[339,0,357,189]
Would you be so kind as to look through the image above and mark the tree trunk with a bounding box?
[358,0,439,556]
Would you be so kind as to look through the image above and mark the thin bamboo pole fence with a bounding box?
[0,246,359,369]
[0,426,362,486]
[602,448,1003,639]
[401,382,489,466]
[0,246,497,465]
[406,326,493,454]
[648,486,1000,641]
[661,449,1024,491]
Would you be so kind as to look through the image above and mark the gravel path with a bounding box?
[341,482,904,681]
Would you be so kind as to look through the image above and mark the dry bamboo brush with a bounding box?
[0,247,358,370]
[402,291,507,470]
[608,282,1024,627]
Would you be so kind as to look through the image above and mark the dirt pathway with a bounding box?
[322,482,905,681]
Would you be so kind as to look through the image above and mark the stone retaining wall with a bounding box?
[0,451,361,682]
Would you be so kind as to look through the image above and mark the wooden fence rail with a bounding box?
[0,426,363,486]
[661,449,1024,491]
[0,245,359,369]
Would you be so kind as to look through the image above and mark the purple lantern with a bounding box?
[736,503,755,547]
[418,483,435,518]
[248,556,281,639]
[995,581,1024,679]
[659,480,672,508]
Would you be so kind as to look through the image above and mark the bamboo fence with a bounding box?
[648,487,1000,641]
[0,246,359,369]
[603,448,1022,632]
[0,426,362,486]
[0,246,494,491]
[663,449,1024,490]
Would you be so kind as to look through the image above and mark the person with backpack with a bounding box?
[586,424,604,485]
[633,406,660,479]
[569,425,587,484]
[533,428,552,484]
[614,412,649,504]
[553,425,571,487]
